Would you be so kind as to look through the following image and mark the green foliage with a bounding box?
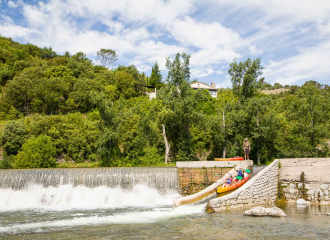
[1,36,330,167]
[97,49,118,69]
[149,61,163,88]
[166,53,190,86]
[138,146,163,166]
[0,120,27,155]
[15,135,56,168]
[228,58,263,102]
[0,155,13,169]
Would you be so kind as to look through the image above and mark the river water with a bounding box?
[0,168,329,239]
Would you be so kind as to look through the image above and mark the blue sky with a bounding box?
[1,0,330,88]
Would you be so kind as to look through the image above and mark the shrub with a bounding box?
[0,156,13,169]
[0,120,27,155]
[15,135,56,168]
[138,146,163,166]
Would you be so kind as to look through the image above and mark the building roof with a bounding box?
[190,81,217,90]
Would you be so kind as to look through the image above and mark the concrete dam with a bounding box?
[0,158,329,213]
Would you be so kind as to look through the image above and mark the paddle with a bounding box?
[236,176,243,180]
[245,169,251,173]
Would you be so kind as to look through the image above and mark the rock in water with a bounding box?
[244,206,286,217]
[296,199,311,205]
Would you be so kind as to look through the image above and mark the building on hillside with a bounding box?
[145,86,157,99]
[190,81,218,98]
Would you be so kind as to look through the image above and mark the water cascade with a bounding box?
[0,167,179,191]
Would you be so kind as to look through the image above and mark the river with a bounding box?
[0,168,329,239]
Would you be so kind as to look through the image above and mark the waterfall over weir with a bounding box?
[0,167,179,192]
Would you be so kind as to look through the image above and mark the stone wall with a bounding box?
[178,167,231,195]
[206,160,279,212]
[279,158,330,204]
[281,181,330,204]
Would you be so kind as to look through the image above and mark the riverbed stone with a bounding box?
[289,188,297,194]
[305,184,311,190]
[320,184,329,190]
[296,199,311,205]
[307,190,314,195]
[244,206,286,217]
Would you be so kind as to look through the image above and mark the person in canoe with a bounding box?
[233,167,245,183]
[243,138,250,160]
[223,174,233,187]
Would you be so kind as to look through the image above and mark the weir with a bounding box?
[0,167,179,192]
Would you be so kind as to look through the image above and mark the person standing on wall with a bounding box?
[243,138,250,160]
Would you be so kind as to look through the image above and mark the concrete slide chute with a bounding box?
[173,161,253,207]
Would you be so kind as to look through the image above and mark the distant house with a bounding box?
[145,86,157,100]
[190,81,218,98]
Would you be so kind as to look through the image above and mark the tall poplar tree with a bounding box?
[228,58,263,102]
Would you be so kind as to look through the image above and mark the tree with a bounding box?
[228,58,264,102]
[4,69,38,115]
[215,89,238,158]
[149,61,163,88]
[296,81,329,153]
[42,47,57,59]
[72,52,90,62]
[0,120,27,155]
[97,49,118,69]
[166,53,190,86]
[15,135,57,168]
[114,71,137,99]
[274,83,283,89]
[31,77,69,114]
[158,52,196,161]
[68,77,104,112]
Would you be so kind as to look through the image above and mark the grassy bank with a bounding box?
[1,160,177,169]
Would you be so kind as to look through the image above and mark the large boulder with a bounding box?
[296,199,311,205]
[244,206,286,217]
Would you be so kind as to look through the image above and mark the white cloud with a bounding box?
[23,4,49,27]
[7,1,18,8]
[212,0,330,25]
[1,0,330,85]
[169,17,245,50]
[191,68,214,78]
[216,76,232,89]
[58,0,195,26]
[265,42,330,84]
[190,48,240,67]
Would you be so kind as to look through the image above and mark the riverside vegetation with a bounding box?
[0,36,329,169]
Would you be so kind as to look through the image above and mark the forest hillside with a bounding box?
[0,36,329,168]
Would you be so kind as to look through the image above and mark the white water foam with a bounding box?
[0,204,205,234]
[0,184,181,211]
